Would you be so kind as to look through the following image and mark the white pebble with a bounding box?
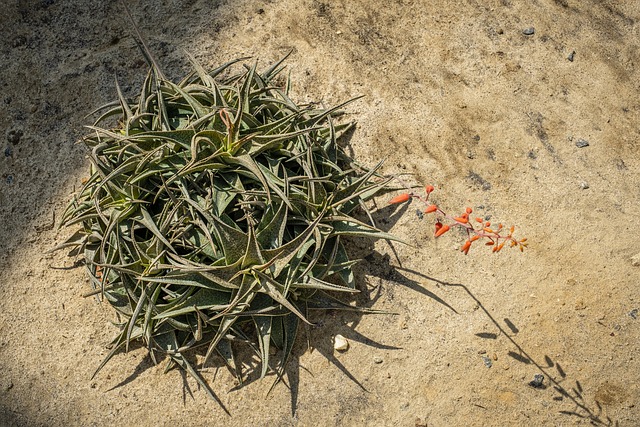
[334,334,349,351]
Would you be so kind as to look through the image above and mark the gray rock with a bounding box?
[529,374,544,388]
[7,129,23,145]
[482,356,492,368]
[575,138,589,148]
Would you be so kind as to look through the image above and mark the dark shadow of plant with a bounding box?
[391,265,617,427]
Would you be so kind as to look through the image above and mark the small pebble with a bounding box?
[373,356,383,364]
[4,146,12,157]
[529,374,545,388]
[482,356,493,368]
[6,175,14,185]
[7,129,23,145]
[568,50,576,62]
[334,334,349,351]
[629,309,638,320]
[630,253,640,267]
[415,209,424,220]
[579,181,589,190]
[575,138,589,148]
[523,27,535,36]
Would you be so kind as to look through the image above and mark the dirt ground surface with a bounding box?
[1,0,640,426]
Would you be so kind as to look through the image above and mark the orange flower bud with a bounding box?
[435,224,450,238]
[466,207,473,214]
[485,221,491,227]
[485,241,494,246]
[475,217,483,223]
[454,215,469,224]
[425,185,435,194]
[461,240,472,254]
[483,227,494,233]
[388,193,411,204]
[470,235,481,242]
[510,225,515,234]
[424,205,438,213]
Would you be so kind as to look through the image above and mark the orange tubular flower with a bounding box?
[435,224,450,238]
[454,213,469,224]
[461,240,472,254]
[425,185,435,194]
[388,193,411,205]
[424,205,438,213]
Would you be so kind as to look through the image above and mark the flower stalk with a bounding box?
[388,186,527,254]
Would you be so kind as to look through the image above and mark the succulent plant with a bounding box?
[58,52,401,399]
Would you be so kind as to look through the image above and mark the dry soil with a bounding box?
[1,1,640,426]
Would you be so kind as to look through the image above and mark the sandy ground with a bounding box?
[1,0,640,426]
